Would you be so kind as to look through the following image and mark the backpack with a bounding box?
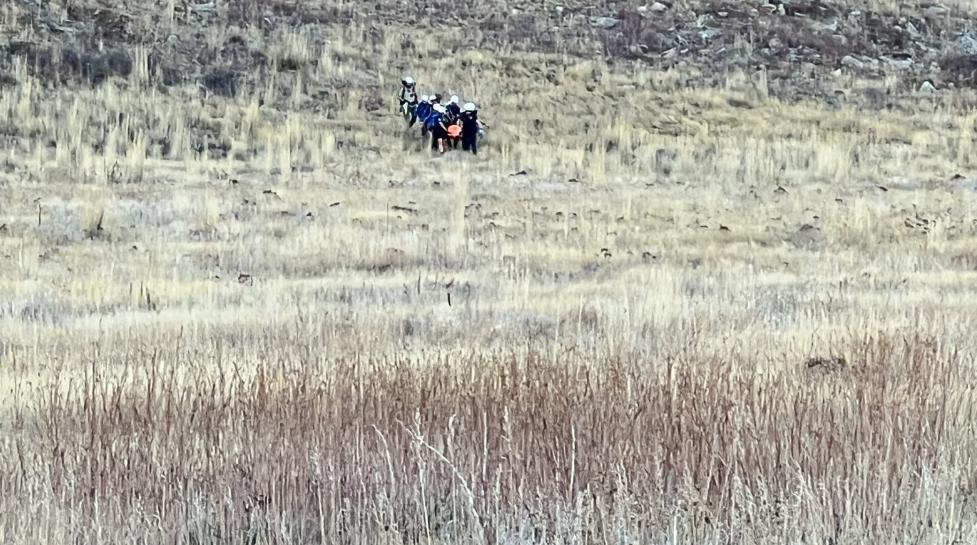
[425,111,441,130]
[443,109,458,125]
[401,86,417,103]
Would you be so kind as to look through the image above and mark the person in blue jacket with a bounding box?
[427,104,448,153]
[415,95,432,136]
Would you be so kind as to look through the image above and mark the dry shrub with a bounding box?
[5,43,133,86]
[3,333,974,544]
[941,54,977,88]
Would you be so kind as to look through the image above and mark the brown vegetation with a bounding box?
[3,0,977,543]
[4,332,976,543]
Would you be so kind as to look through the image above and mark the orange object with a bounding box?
[447,125,461,138]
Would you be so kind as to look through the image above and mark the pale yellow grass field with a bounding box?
[2,11,977,545]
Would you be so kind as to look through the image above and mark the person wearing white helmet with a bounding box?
[459,102,486,155]
[415,95,432,136]
[398,75,419,126]
[422,99,440,138]
[441,96,462,149]
[429,103,450,154]
[432,96,461,148]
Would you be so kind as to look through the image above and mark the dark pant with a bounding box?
[462,134,477,154]
[431,125,451,151]
[403,102,417,127]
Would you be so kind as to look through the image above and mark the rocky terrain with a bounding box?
[3,0,977,106]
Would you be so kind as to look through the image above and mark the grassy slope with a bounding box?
[2,0,977,543]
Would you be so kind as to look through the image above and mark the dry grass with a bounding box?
[3,333,976,544]
[3,0,977,543]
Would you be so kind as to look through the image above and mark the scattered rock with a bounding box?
[591,16,620,29]
[789,223,826,250]
[958,32,977,55]
[805,356,847,373]
[904,211,933,233]
[881,56,914,71]
[391,205,418,214]
[919,80,937,94]
[841,55,879,71]
[699,28,722,41]
[840,55,864,70]
[813,19,839,33]
[923,5,949,18]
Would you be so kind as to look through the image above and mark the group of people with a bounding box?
[398,76,486,155]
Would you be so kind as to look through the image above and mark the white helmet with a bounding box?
[433,104,446,113]
[420,95,429,102]
[403,76,415,86]
[450,95,459,104]
[464,102,476,112]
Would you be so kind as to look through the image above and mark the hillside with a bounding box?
[5,0,977,99]
[3,1,977,544]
